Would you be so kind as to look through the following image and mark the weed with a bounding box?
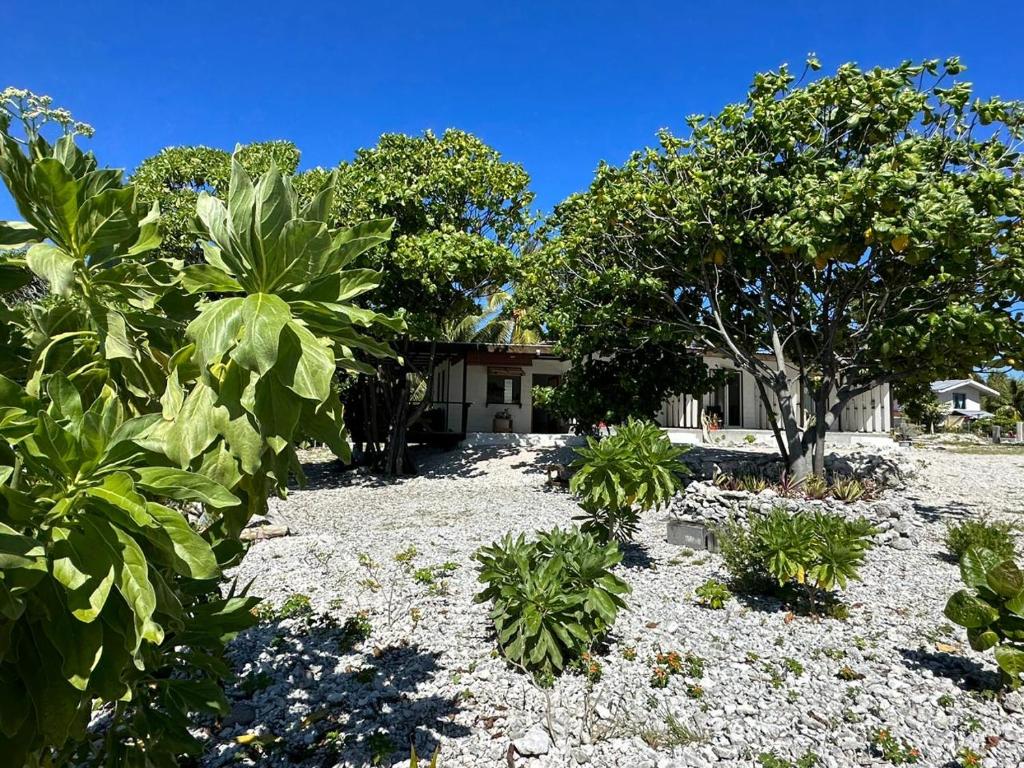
[622,646,637,661]
[871,728,921,764]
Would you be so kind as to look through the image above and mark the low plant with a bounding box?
[757,751,820,768]
[957,746,982,767]
[571,651,604,683]
[944,546,1024,689]
[836,665,864,681]
[694,578,732,609]
[474,527,630,679]
[945,518,1017,562]
[776,472,804,498]
[277,593,313,619]
[716,508,876,609]
[803,474,829,500]
[870,728,921,764]
[570,418,689,542]
[366,732,395,766]
[830,477,865,503]
[622,646,637,661]
[685,683,704,699]
[738,474,771,493]
[410,744,441,767]
[339,611,373,650]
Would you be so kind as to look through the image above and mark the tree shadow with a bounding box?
[620,541,656,571]
[898,647,1001,691]
[905,498,976,525]
[217,612,471,767]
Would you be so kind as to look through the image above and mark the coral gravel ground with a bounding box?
[207,443,1024,768]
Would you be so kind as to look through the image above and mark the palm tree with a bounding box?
[985,373,1024,418]
[439,290,541,345]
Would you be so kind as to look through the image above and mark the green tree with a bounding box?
[984,371,1024,417]
[132,141,301,263]
[897,383,949,433]
[523,58,1024,476]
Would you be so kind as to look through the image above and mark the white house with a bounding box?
[413,342,892,440]
[930,379,997,427]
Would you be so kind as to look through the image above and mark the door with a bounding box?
[531,373,565,433]
[727,371,742,426]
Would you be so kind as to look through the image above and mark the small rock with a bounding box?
[514,725,551,757]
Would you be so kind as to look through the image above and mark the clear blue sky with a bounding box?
[3,0,1024,220]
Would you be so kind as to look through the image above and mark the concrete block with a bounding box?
[666,519,719,552]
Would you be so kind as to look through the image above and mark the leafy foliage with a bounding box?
[694,578,732,609]
[473,527,630,679]
[717,509,876,603]
[0,91,398,765]
[945,518,1017,562]
[944,547,1024,689]
[522,58,1024,476]
[569,419,688,542]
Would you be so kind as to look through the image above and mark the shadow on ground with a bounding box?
[899,647,1001,691]
[217,613,470,766]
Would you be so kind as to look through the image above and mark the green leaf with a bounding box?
[987,560,1024,599]
[104,521,164,648]
[144,503,220,580]
[230,293,291,374]
[275,321,333,402]
[960,547,1002,589]
[181,264,243,294]
[132,466,239,509]
[26,243,77,295]
[994,645,1024,684]
[944,589,999,629]
[186,296,244,368]
[50,525,115,623]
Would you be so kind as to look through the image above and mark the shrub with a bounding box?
[474,527,630,679]
[694,578,732,609]
[738,474,771,493]
[944,547,1024,689]
[717,509,875,606]
[830,477,865,503]
[570,418,688,542]
[0,90,401,765]
[804,474,829,500]
[945,518,1016,562]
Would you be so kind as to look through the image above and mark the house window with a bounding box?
[953,393,966,410]
[486,367,523,405]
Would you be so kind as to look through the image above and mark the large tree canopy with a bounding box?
[523,58,1024,475]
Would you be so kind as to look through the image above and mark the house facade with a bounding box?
[930,379,997,427]
[415,342,892,438]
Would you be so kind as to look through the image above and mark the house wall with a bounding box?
[935,388,981,411]
[440,357,572,434]
[656,355,891,434]
[432,351,891,435]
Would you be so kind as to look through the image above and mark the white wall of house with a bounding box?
[431,350,891,435]
[935,387,981,412]
[439,357,572,434]
[656,356,891,434]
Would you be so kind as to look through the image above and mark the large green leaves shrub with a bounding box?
[944,547,1024,689]
[569,418,688,542]
[474,527,630,680]
[718,508,876,606]
[0,91,402,765]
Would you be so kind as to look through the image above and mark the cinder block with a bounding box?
[666,519,719,552]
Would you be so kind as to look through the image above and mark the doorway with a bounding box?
[531,373,565,433]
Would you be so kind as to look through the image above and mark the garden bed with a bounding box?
[209,444,1024,767]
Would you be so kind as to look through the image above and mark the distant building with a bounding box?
[930,379,998,428]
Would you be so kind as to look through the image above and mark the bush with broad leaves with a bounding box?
[0,90,403,765]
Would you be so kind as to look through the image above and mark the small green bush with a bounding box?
[944,547,1024,689]
[570,418,688,542]
[717,509,876,606]
[694,578,732,609]
[830,477,865,503]
[945,518,1016,562]
[474,527,630,679]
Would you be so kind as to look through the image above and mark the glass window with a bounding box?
[487,374,521,405]
[953,393,966,410]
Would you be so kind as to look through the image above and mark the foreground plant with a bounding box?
[473,527,630,679]
[0,91,399,765]
[694,578,732,609]
[570,418,688,542]
[944,547,1024,688]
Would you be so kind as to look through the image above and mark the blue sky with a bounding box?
[3,0,1024,220]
